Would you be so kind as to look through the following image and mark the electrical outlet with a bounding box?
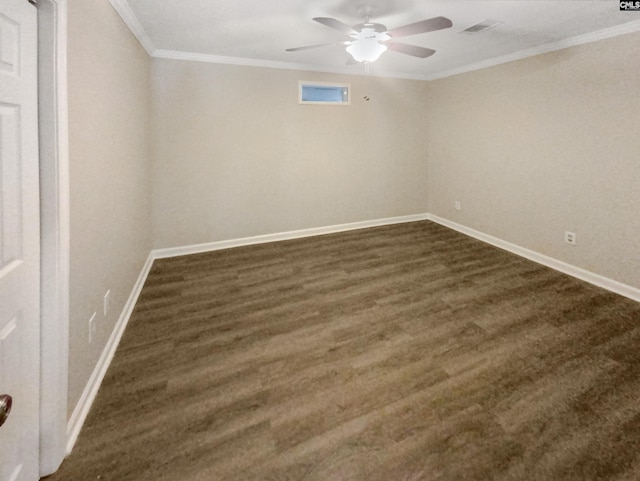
[89,312,97,343]
[455,201,461,210]
[564,231,576,246]
[103,290,111,316]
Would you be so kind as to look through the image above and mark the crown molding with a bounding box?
[109,0,640,82]
[109,0,155,56]
[426,18,640,81]
[152,49,433,81]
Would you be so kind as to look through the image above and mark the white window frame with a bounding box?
[298,80,351,105]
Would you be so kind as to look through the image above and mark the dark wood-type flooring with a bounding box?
[46,221,640,481]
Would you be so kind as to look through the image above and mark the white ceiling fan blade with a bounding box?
[313,17,357,36]
[286,42,345,52]
[386,42,436,58]
[386,16,452,38]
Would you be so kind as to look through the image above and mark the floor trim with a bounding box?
[66,252,155,454]
[152,214,431,259]
[429,214,640,303]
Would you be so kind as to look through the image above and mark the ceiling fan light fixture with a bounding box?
[346,39,387,63]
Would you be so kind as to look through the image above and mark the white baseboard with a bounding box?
[429,214,640,303]
[64,214,428,452]
[66,252,155,454]
[152,213,431,259]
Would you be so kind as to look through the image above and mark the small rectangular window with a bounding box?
[299,81,350,105]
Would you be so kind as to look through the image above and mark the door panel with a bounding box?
[0,1,40,480]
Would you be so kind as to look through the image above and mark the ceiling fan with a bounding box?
[286,5,452,64]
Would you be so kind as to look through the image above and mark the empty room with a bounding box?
[2,0,639,480]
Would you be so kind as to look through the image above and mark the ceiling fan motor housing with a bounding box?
[353,22,387,33]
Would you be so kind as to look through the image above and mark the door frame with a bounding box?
[37,0,69,476]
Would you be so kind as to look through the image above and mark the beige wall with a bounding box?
[426,32,640,290]
[67,0,152,415]
[151,60,430,249]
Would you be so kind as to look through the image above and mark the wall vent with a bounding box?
[459,19,501,34]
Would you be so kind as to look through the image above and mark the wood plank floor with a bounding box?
[45,221,640,481]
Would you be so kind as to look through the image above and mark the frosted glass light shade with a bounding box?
[346,39,387,63]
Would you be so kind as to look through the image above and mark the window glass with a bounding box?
[299,82,350,105]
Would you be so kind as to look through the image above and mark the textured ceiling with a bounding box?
[110,0,640,80]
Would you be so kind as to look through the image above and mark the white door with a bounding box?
[0,0,40,480]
